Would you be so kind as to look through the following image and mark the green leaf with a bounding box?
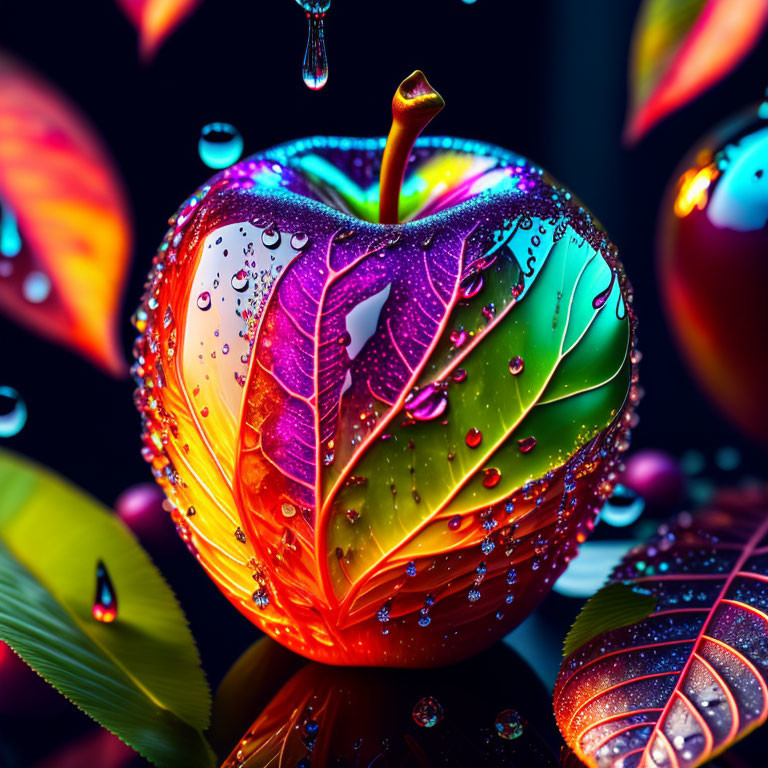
[326,223,631,599]
[562,582,656,659]
[0,448,214,768]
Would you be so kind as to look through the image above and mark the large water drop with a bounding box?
[298,2,329,90]
[198,123,243,169]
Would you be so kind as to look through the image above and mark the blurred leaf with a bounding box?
[32,729,136,768]
[116,0,203,59]
[626,0,768,142]
[0,448,214,768]
[562,582,656,658]
[0,54,131,375]
[555,489,768,768]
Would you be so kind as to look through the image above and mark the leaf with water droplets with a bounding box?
[0,54,131,375]
[0,448,214,768]
[555,487,768,768]
[626,0,768,142]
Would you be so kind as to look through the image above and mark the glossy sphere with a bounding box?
[659,106,768,444]
[133,136,637,666]
[115,482,170,544]
[621,449,686,514]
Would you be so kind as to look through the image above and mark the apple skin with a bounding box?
[132,136,636,667]
[659,106,768,445]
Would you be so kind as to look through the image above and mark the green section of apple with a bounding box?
[326,225,630,597]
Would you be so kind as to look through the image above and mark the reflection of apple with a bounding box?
[213,638,559,767]
[133,72,636,666]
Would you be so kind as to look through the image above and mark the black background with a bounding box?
[1,1,768,765]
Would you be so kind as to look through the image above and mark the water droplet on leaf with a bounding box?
[93,560,117,623]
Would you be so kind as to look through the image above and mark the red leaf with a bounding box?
[0,54,131,375]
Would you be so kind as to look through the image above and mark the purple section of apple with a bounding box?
[620,449,686,512]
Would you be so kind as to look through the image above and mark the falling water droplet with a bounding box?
[0,199,22,258]
[198,123,243,169]
[509,356,524,375]
[197,291,212,311]
[300,3,330,90]
[405,383,448,421]
[494,709,524,740]
[466,427,482,448]
[412,696,444,728]
[22,271,51,303]
[93,560,117,623]
[518,436,536,453]
[0,387,27,438]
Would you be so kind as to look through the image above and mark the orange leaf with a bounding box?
[626,0,768,143]
[0,54,131,375]
[116,0,203,59]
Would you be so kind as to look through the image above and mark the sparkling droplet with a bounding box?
[405,383,448,421]
[290,232,310,250]
[197,291,212,311]
[509,356,524,375]
[406,560,416,577]
[281,503,297,518]
[483,467,501,488]
[451,368,467,383]
[93,560,117,623]
[412,696,444,728]
[261,228,281,249]
[518,436,536,453]
[466,427,482,448]
[252,587,270,609]
[0,386,27,438]
[448,515,461,530]
[301,11,329,90]
[592,271,616,309]
[231,270,249,292]
[459,272,483,299]
[450,329,467,347]
[198,123,243,169]
[495,709,524,740]
[22,271,51,303]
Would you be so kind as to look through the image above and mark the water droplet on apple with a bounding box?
[509,356,524,375]
[290,232,310,250]
[404,383,448,421]
[0,387,27,438]
[197,291,211,311]
[93,560,117,623]
[198,123,243,169]
[261,227,281,249]
[231,270,249,292]
[466,427,482,448]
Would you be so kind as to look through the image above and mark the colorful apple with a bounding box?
[132,72,637,666]
[659,104,768,444]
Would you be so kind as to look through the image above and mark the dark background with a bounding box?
[1,1,767,765]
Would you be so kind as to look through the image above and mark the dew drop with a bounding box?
[231,270,249,292]
[449,329,467,347]
[0,386,27,438]
[448,514,461,530]
[459,272,483,299]
[592,270,616,309]
[290,232,310,250]
[495,709,524,740]
[198,123,243,169]
[412,696,444,728]
[451,368,467,383]
[405,383,448,421]
[93,560,117,623]
[252,587,270,609]
[483,467,501,488]
[261,227,281,249]
[22,271,51,303]
[509,356,524,375]
[197,291,212,311]
[518,436,536,453]
[466,427,482,448]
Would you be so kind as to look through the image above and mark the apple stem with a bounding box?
[379,71,445,224]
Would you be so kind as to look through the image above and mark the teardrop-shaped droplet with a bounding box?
[0,199,22,258]
[459,272,483,299]
[592,270,617,309]
[412,696,444,728]
[509,356,524,375]
[405,383,448,421]
[466,427,482,448]
[93,560,117,623]
[197,291,212,311]
[302,13,329,90]
[0,386,27,438]
[518,436,536,453]
[198,123,243,170]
